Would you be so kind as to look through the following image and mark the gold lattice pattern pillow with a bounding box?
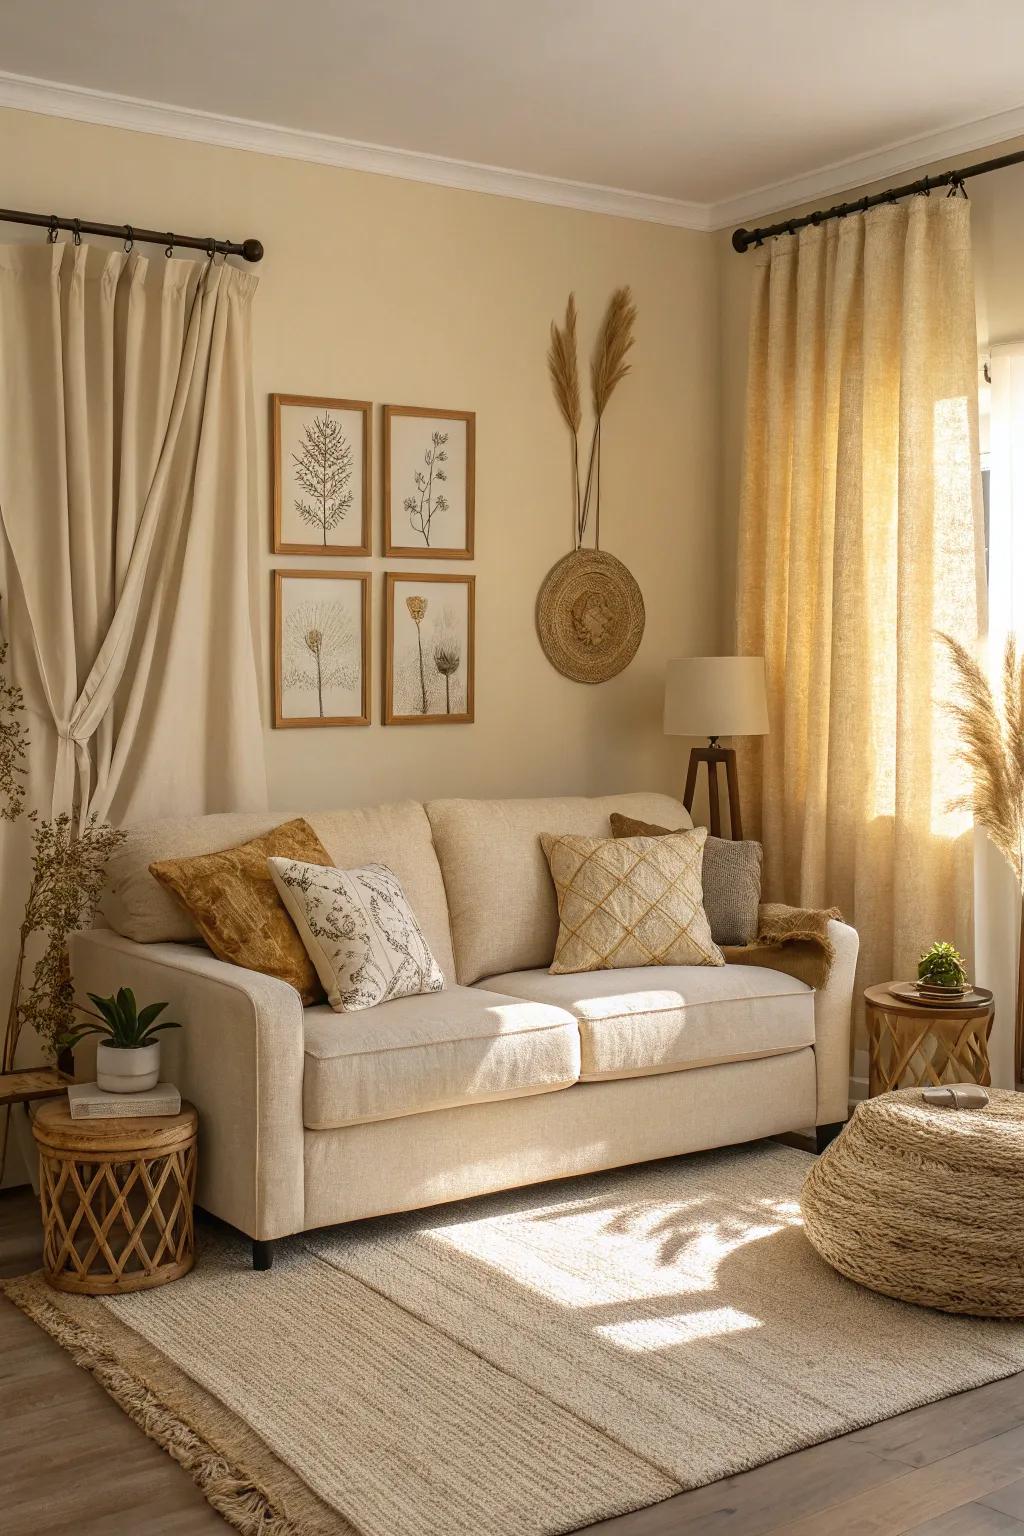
[541,829,724,975]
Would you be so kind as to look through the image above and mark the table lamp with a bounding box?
[663,657,768,839]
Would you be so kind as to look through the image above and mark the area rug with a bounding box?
[7,1142,1024,1536]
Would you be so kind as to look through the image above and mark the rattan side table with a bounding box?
[863,983,994,1098]
[32,1098,197,1295]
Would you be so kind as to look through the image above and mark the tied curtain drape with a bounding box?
[736,197,985,1040]
[0,241,266,824]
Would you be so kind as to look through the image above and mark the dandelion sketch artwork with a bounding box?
[274,571,370,727]
[384,573,475,724]
[384,406,475,558]
[272,395,371,554]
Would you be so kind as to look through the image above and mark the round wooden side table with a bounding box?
[32,1099,198,1295]
[863,983,994,1098]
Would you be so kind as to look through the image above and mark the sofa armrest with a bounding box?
[69,930,305,1241]
[813,919,859,1125]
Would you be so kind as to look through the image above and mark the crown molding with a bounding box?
[709,100,1024,230]
[0,70,711,231]
[4,67,1024,239]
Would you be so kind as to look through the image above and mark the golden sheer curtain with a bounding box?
[736,197,985,1021]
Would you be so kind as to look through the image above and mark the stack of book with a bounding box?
[68,1082,182,1120]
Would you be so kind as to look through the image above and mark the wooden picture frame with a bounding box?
[384,572,475,725]
[384,405,475,559]
[272,394,372,556]
[273,569,371,728]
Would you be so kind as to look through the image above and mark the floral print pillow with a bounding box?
[267,858,445,1012]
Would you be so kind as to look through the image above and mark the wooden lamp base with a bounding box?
[683,740,743,839]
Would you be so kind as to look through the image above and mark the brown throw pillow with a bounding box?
[609,812,762,947]
[150,818,334,1004]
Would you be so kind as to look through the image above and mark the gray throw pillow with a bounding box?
[608,812,762,947]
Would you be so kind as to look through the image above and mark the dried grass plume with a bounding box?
[941,631,1024,889]
[547,293,581,435]
[546,286,638,550]
[590,286,637,418]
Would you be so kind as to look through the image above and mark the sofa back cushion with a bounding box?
[425,793,692,985]
[100,800,457,980]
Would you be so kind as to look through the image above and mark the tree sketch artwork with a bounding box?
[393,591,468,718]
[292,413,354,546]
[404,431,449,547]
[283,600,359,719]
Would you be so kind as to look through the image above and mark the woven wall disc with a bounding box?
[536,549,645,683]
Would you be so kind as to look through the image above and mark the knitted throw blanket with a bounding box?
[721,903,843,991]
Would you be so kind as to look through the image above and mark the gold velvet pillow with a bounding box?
[149,818,334,1004]
[540,828,723,974]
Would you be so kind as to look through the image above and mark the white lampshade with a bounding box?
[663,657,769,739]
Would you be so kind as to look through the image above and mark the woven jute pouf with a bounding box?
[801,1088,1024,1318]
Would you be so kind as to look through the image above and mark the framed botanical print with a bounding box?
[274,570,371,728]
[384,405,475,559]
[272,394,371,555]
[384,572,475,724]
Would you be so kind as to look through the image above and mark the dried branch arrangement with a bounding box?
[547,286,637,549]
[0,605,126,1075]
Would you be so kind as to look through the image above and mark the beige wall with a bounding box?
[0,105,722,820]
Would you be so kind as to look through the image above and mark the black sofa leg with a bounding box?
[252,1239,275,1271]
[815,1121,845,1154]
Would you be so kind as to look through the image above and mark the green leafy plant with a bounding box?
[61,988,181,1052]
[917,941,969,990]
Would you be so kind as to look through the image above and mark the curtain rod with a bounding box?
[0,205,263,262]
[731,144,1024,253]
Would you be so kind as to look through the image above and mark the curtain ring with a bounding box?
[206,237,217,260]
[71,218,82,246]
[46,214,59,244]
[919,174,931,197]
[123,224,134,254]
[165,233,175,258]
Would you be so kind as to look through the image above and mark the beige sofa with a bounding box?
[70,792,858,1268]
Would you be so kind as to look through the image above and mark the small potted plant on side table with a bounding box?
[917,940,969,997]
[62,988,180,1093]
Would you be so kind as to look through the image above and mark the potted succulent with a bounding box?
[61,988,181,1093]
[917,941,969,996]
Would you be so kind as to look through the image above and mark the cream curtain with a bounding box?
[0,241,266,824]
[736,198,985,1031]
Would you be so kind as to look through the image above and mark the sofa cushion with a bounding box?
[425,793,692,985]
[149,818,333,1006]
[609,813,763,947]
[302,986,580,1129]
[483,964,814,1082]
[100,800,457,981]
[542,828,723,973]
[270,858,445,1012]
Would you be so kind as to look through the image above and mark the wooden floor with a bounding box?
[2,1187,1023,1536]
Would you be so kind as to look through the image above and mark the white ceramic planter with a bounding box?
[96,1041,160,1094]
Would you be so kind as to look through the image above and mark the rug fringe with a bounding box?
[2,1275,305,1536]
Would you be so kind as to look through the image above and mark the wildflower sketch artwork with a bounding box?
[384,573,475,724]
[274,571,370,727]
[384,406,475,558]
[272,395,371,555]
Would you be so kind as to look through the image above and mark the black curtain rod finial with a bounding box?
[242,238,264,263]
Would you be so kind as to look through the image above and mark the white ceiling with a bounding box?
[3,0,1024,228]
